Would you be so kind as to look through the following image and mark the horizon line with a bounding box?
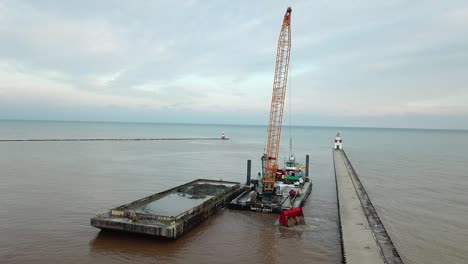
[1,118,467,132]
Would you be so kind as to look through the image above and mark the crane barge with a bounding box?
[228,7,312,227]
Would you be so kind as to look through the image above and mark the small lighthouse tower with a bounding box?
[334,133,343,150]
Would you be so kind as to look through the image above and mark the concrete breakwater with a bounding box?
[334,149,403,264]
[0,137,228,142]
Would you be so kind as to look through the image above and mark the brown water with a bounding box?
[2,122,467,264]
[0,135,341,263]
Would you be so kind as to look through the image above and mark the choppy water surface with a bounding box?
[0,121,467,263]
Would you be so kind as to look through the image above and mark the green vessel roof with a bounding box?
[285,175,300,181]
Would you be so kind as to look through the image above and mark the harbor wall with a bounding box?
[334,149,403,264]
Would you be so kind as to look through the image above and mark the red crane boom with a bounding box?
[263,7,292,193]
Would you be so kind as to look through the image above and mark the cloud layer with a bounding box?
[0,0,467,128]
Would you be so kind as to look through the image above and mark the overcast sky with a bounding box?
[0,0,467,129]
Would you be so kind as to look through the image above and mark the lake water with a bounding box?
[0,120,467,264]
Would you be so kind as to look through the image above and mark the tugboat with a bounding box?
[274,154,308,196]
[228,152,312,221]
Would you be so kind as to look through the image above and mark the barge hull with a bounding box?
[227,181,312,213]
[91,179,243,239]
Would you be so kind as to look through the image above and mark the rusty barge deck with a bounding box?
[91,179,243,239]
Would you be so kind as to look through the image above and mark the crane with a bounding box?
[262,7,292,194]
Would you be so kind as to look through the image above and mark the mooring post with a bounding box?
[246,160,252,185]
[305,155,309,177]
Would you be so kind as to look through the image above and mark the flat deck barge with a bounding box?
[91,179,243,239]
[228,157,312,214]
[227,181,312,213]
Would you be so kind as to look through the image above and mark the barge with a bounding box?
[91,179,243,239]
[228,155,312,214]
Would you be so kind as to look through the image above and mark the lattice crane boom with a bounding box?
[263,7,292,193]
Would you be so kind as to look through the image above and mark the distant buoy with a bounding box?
[334,133,343,150]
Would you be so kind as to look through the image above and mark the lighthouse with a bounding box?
[334,133,343,150]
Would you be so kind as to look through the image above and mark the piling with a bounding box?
[305,154,309,177]
[246,160,252,185]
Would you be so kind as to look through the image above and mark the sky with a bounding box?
[0,0,467,129]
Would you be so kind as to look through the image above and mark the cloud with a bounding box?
[406,94,468,114]
[0,2,122,72]
[442,7,468,27]
[0,61,166,110]
[93,69,127,87]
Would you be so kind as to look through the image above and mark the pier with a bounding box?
[334,149,403,264]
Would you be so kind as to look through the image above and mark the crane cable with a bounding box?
[288,45,293,158]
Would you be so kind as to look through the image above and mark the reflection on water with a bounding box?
[89,230,182,259]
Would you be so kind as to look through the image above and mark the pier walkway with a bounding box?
[334,149,403,264]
